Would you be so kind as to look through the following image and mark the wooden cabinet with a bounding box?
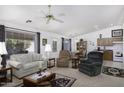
[103,50,113,61]
[97,38,113,46]
[97,37,123,61]
[112,37,123,42]
[97,37,122,46]
[77,39,87,50]
[76,39,87,58]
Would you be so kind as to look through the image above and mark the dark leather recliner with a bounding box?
[79,51,103,76]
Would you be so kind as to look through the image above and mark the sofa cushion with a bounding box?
[32,54,42,61]
[24,54,33,63]
[10,54,33,64]
[23,62,39,70]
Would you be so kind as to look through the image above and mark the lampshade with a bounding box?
[45,44,52,52]
[0,42,8,55]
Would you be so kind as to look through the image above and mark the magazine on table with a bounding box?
[30,71,51,80]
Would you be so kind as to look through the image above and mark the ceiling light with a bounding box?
[26,20,32,23]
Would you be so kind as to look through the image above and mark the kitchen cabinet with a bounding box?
[103,50,113,61]
[97,38,113,46]
[97,37,123,46]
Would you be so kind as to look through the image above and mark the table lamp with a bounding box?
[0,42,8,68]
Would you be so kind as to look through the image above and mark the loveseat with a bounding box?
[8,53,47,78]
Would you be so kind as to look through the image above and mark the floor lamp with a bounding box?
[45,44,52,59]
[0,42,8,68]
[45,44,52,72]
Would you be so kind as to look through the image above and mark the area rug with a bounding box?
[53,73,76,87]
[102,66,124,78]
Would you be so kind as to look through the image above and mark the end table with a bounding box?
[0,67,13,86]
[72,57,79,69]
[47,58,56,68]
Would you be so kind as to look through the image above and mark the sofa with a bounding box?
[8,53,47,78]
[57,50,71,67]
[79,51,103,76]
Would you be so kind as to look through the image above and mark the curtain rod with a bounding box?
[5,26,36,33]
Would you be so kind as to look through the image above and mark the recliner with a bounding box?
[79,51,103,76]
[57,50,71,67]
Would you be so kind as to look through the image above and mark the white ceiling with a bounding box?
[0,5,124,37]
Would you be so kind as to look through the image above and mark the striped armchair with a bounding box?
[57,50,71,67]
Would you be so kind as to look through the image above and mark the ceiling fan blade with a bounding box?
[46,18,51,24]
[41,10,47,16]
[52,17,64,23]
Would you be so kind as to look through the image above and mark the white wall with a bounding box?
[71,26,123,53]
[38,30,63,58]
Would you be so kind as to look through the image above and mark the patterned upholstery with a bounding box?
[57,50,71,67]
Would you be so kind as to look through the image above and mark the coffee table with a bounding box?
[23,71,56,87]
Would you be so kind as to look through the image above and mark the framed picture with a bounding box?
[112,29,123,37]
[42,38,47,46]
[52,41,57,52]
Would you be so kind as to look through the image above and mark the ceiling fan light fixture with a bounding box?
[41,5,64,24]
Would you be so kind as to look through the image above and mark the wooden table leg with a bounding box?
[10,68,13,82]
[0,79,1,86]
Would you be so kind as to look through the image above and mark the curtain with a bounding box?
[5,26,36,58]
[62,38,64,50]
[0,25,5,42]
[37,32,40,54]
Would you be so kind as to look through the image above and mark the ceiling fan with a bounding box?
[41,5,64,24]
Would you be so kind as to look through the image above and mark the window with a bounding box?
[62,38,71,51]
[5,27,36,58]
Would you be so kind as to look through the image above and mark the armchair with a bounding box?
[79,51,103,76]
[57,50,71,67]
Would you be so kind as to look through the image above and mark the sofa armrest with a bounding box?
[8,60,23,69]
[38,60,48,70]
[39,58,48,62]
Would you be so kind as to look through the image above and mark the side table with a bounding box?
[0,67,13,86]
[47,58,56,68]
[72,57,79,69]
